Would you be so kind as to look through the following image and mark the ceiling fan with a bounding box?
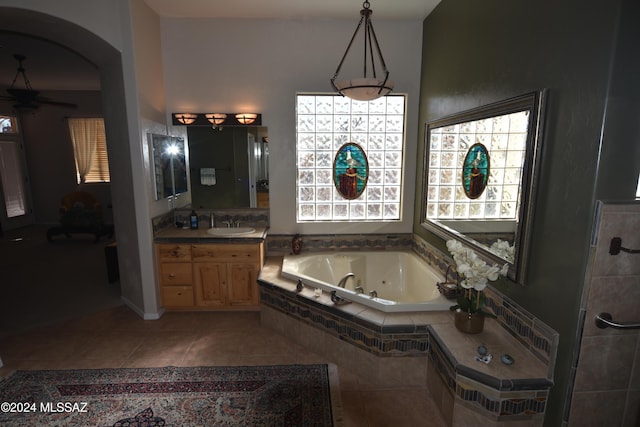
[0,54,77,110]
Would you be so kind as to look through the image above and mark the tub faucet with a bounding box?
[330,291,351,305]
[337,273,355,288]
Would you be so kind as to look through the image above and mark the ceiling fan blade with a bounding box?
[4,56,78,109]
[6,88,39,101]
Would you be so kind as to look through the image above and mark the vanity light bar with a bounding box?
[171,113,261,127]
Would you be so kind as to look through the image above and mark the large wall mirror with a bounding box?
[150,133,188,201]
[421,90,547,285]
[187,126,269,209]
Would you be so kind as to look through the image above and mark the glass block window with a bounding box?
[296,94,406,222]
[426,110,529,220]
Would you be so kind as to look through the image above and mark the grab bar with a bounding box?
[595,312,640,330]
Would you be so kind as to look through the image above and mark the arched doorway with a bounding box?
[0,6,140,333]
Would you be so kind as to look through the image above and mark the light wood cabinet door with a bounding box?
[193,262,227,307]
[257,192,269,208]
[227,263,260,306]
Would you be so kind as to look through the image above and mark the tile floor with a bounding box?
[0,305,447,427]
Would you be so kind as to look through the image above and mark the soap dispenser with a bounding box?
[189,210,199,229]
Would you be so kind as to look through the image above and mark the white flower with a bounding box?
[485,265,501,281]
[489,239,515,263]
[456,262,473,277]
[500,263,509,276]
[446,239,508,288]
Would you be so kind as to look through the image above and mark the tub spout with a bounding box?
[337,273,355,288]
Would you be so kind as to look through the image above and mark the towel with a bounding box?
[200,168,216,186]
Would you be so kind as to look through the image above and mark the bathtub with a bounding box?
[281,251,452,312]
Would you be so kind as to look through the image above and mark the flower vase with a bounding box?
[454,310,485,334]
[291,234,303,255]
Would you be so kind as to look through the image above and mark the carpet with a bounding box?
[0,364,343,426]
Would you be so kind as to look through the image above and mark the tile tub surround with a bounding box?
[258,257,450,389]
[258,256,558,426]
[428,322,552,425]
[266,233,414,255]
[258,258,450,357]
[412,233,559,377]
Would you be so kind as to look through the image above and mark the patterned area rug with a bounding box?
[0,364,342,426]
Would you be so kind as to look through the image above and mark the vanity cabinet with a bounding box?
[157,241,264,310]
[257,192,269,208]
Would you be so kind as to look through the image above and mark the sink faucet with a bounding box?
[337,273,355,288]
[354,286,364,294]
[220,215,234,228]
[369,290,378,298]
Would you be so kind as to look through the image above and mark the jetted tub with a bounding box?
[281,251,452,312]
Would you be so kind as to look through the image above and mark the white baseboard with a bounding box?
[120,296,164,320]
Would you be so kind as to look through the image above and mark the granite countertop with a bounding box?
[154,226,268,243]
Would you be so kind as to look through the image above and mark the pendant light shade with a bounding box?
[235,113,257,125]
[205,113,227,126]
[331,1,393,101]
[174,113,197,125]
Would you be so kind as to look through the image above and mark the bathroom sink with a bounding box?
[207,227,256,236]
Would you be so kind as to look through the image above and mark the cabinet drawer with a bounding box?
[162,285,194,307]
[157,244,192,262]
[160,262,192,284]
[192,244,261,263]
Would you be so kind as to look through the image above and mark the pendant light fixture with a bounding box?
[235,113,258,125]
[174,113,197,125]
[330,1,393,101]
[205,113,227,126]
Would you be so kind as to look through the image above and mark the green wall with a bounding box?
[595,0,640,199]
[414,0,631,424]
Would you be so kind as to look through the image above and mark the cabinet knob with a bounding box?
[169,273,175,278]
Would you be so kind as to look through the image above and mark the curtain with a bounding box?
[67,118,102,183]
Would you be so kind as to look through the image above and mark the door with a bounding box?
[0,115,34,231]
[193,262,227,307]
[227,262,259,306]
